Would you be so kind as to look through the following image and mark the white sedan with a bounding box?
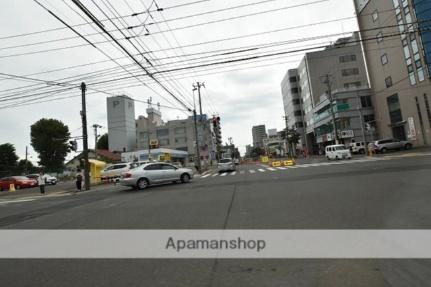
[120,162,194,190]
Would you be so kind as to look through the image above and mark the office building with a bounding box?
[106,96,136,152]
[252,125,267,148]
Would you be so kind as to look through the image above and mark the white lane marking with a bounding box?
[231,171,237,176]
[220,173,227,177]
[249,170,256,174]
[240,171,245,175]
[0,198,37,205]
[277,167,287,170]
[267,167,277,171]
[201,174,211,178]
[286,166,299,168]
[212,173,219,177]
[258,169,265,172]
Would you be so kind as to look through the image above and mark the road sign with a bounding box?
[260,156,269,163]
[271,161,282,167]
[283,160,295,166]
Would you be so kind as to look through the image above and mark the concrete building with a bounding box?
[281,69,306,146]
[252,125,267,147]
[354,0,431,146]
[267,129,278,137]
[296,32,370,153]
[135,108,215,165]
[107,96,136,152]
[313,87,377,148]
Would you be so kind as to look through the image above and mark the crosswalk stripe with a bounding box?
[201,174,211,178]
[231,171,236,176]
[249,170,256,173]
[212,173,218,177]
[277,167,286,170]
[267,167,276,171]
[220,173,227,177]
[258,169,265,172]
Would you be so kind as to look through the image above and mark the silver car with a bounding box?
[218,158,236,173]
[368,138,412,153]
[120,162,194,190]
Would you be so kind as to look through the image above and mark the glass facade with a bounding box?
[413,0,431,77]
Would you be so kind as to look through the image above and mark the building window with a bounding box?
[411,39,419,54]
[175,137,186,144]
[376,32,384,43]
[387,94,403,123]
[339,54,357,63]
[418,67,425,82]
[381,54,388,65]
[364,114,375,125]
[341,68,359,76]
[403,45,411,59]
[174,127,186,135]
[294,110,303,117]
[344,82,361,88]
[409,72,417,85]
[295,122,304,128]
[393,0,399,8]
[361,96,373,108]
[372,10,379,22]
[293,99,301,105]
[289,76,298,83]
[156,129,169,137]
[159,139,170,146]
[291,87,299,94]
[385,76,392,88]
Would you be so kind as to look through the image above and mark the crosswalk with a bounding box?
[196,157,392,180]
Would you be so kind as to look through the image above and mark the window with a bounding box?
[403,45,411,59]
[418,67,425,82]
[157,129,169,137]
[293,99,301,105]
[376,32,384,43]
[372,10,379,22]
[294,110,302,117]
[344,82,361,88]
[341,68,359,76]
[291,87,299,94]
[411,39,419,54]
[364,114,375,124]
[407,64,414,73]
[385,76,392,88]
[409,72,417,85]
[161,164,176,170]
[339,55,357,63]
[361,96,372,108]
[295,122,304,128]
[174,127,186,134]
[289,76,297,83]
[159,139,170,146]
[144,164,162,170]
[175,137,186,144]
[392,0,399,8]
[387,94,403,123]
[381,54,388,65]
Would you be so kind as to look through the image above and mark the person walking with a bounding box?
[38,171,47,195]
[75,170,83,192]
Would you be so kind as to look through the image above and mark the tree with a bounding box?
[0,143,19,177]
[15,159,37,175]
[31,118,70,172]
[280,128,301,157]
[250,147,265,160]
[96,133,109,150]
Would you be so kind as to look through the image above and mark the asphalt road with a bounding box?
[1,152,431,286]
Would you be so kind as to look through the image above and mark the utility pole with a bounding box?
[193,82,205,117]
[92,124,102,159]
[193,109,202,173]
[322,74,340,144]
[283,116,291,158]
[81,82,90,190]
[24,146,28,175]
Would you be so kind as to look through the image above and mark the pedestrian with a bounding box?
[75,170,83,192]
[38,171,47,195]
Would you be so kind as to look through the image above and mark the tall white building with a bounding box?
[107,96,136,152]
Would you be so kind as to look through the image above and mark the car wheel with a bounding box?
[137,178,149,190]
[181,173,190,183]
[381,148,387,153]
[405,143,412,150]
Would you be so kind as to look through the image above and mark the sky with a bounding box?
[0,0,358,162]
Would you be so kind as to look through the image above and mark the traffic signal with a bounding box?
[69,140,78,152]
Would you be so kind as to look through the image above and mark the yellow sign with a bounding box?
[271,161,282,167]
[164,153,171,161]
[283,160,295,166]
[149,139,159,148]
[260,156,269,163]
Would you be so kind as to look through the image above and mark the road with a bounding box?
[1,152,431,286]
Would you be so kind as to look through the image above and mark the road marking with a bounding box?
[0,198,37,205]
[231,171,237,176]
[212,173,219,177]
[258,169,265,172]
[267,167,277,171]
[286,166,299,169]
[277,167,287,170]
[201,174,211,178]
[249,170,256,173]
[220,173,227,177]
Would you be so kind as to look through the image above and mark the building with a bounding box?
[245,144,252,158]
[107,96,136,152]
[354,0,431,146]
[121,148,189,165]
[296,32,370,153]
[267,129,278,137]
[252,125,267,148]
[281,69,306,146]
[313,87,376,149]
[135,108,215,165]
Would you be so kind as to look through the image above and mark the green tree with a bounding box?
[250,146,265,160]
[0,143,19,177]
[280,128,300,157]
[15,159,37,175]
[96,133,109,150]
[31,118,70,172]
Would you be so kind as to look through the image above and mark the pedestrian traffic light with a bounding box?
[69,140,78,152]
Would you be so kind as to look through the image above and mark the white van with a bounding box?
[325,145,352,160]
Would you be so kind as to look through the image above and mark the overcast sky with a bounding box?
[0,0,358,162]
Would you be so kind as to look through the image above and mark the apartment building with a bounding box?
[354,0,431,145]
[252,125,267,148]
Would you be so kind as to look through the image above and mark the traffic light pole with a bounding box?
[81,82,90,190]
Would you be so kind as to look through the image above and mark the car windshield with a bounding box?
[219,159,232,163]
[334,146,347,151]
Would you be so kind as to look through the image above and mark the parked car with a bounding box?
[325,145,352,160]
[120,162,194,190]
[26,174,57,185]
[101,163,135,181]
[218,158,236,172]
[368,138,412,153]
[0,176,37,191]
[349,141,367,154]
